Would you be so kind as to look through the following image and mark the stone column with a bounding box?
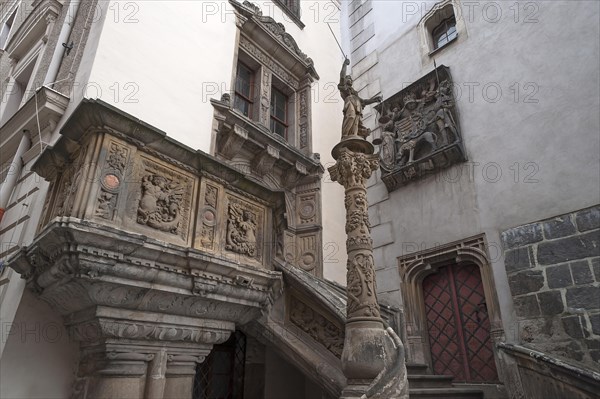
[329,138,394,398]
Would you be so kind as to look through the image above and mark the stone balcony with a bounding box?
[7,99,284,399]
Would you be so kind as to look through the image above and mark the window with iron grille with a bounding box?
[193,331,246,399]
[234,62,255,118]
[270,86,288,138]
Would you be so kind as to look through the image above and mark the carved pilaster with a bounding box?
[298,87,311,152]
[259,68,272,128]
[217,124,248,160]
[95,141,129,221]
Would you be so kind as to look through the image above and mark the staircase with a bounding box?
[407,363,484,399]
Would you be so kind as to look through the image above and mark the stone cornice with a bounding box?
[8,218,283,324]
[211,98,323,182]
[230,0,319,81]
[0,86,69,163]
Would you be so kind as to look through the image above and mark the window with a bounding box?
[418,1,465,60]
[234,62,254,118]
[276,0,300,18]
[432,16,457,50]
[270,86,288,138]
[0,7,18,50]
[0,55,37,124]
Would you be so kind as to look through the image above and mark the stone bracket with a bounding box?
[217,123,248,160]
[252,144,280,176]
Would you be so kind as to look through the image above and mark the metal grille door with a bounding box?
[423,263,499,382]
[194,331,246,399]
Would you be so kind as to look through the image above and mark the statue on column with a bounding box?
[339,57,382,139]
[331,57,409,399]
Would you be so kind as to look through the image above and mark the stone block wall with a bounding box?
[501,205,600,369]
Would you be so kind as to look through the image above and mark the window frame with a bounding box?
[431,16,457,50]
[233,61,256,119]
[0,5,18,51]
[270,85,289,139]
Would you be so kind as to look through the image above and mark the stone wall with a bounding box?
[501,205,600,369]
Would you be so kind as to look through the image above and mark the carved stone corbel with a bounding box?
[283,161,309,188]
[217,124,248,160]
[252,144,279,176]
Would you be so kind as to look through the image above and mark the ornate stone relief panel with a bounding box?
[126,155,195,245]
[224,193,265,264]
[288,293,344,358]
[94,140,130,221]
[298,87,311,152]
[196,181,220,251]
[376,65,466,191]
[239,35,300,90]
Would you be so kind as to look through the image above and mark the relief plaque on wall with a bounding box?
[224,194,265,264]
[375,65,466,191]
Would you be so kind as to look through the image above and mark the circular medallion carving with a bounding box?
[103,174,120,190]
[299,251,316,271]
[202,209,216,226]
[300,202,316,219]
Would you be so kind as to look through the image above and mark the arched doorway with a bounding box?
[422,263,499,382]
[398,235,504,374]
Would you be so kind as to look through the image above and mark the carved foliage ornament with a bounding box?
[199,184,219,250]
[241,1,314,66]
[332,150,379,189]
[347,253,381,320]
[96,141,129,220]
[289,296,344,357]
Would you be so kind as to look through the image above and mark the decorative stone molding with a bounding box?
[374,65,466,191]
[289,294,344,357]
[233,1,318,79]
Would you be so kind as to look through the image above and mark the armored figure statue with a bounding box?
[339,57,382,139]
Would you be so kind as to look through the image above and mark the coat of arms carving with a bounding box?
[375,65,466,191]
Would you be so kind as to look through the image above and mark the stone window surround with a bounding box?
[234,47,298,145]
[397,234,504,369]
[225,0,319,154]
[0,0,20,51]
[0,0,62,122]
[417,0,468,66]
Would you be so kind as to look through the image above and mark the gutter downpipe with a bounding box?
[44,0,82,86]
